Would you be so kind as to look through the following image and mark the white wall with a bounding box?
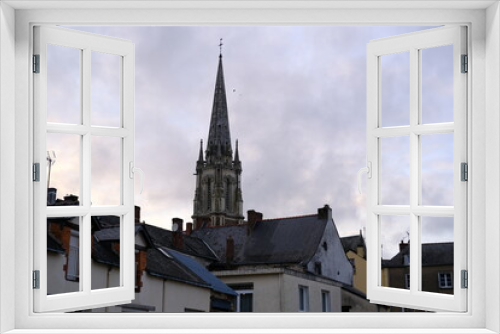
[0,2,16,333]
[163,280,210,312]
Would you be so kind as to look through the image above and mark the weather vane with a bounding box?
[219,38,223,56]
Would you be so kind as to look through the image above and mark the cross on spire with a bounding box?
[219,38,223,57]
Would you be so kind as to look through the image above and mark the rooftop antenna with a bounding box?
[46,150,56,189]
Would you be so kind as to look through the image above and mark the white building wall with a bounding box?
[163,280,210,312]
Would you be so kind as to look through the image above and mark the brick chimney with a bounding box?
[135,206,141,224]
[399,240,410,253]
[226,236,234,263]
[185,222,193,236]
[248,210,263,225]
[247,210,263,234]
[172,218,184,249]
[317,204,332,220]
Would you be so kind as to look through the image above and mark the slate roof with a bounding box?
[382,242,454,268]
[145,248,209,288]
[191,214,328,265]
[167,248,237,296]
[143,224,218,261]
[341,233,365,254]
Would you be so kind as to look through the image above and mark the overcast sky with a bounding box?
[48,25,455,259]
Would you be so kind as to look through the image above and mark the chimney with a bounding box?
[185,222,193,236]
[63,194,79,205]
[247,210,263,225]
[226,236,234,263]
[47,188,57,206]
[172,218,184,249]
[317,204,332,220]
[135,206,141,224]
[247,210,263,234]
[399,240,409,252]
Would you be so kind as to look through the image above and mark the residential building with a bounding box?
[191,205,373,312]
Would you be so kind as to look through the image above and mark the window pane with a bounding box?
[91,136,121,206]
[421,217,454,294]
[381,52,410,127]
[380,215,410,289]
[421,133,454,206]
[91,52,121,127]
[240,293,253,312]
[91,215,121,290]
[47,216,81,294]
[421,45,454,124]
[46,133,81,206]
[380,136,410,205]
[47,45,81,124]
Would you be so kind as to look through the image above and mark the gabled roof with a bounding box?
[192,214,328,265]
[382,242,454,268]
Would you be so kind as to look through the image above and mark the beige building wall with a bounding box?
[346,250,367,294]
[217,273,281,312]
[163,280,210,312]
[215,270,342,312]
[281,273,341,312]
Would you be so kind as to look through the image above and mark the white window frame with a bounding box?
[365,25,467,312]
[234,289,254,313]
[1,1,499,333]
[32,25,136,313]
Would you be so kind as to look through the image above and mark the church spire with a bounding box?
[192,48,244,229]
[206,54,232,163]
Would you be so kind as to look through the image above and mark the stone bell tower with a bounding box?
[192,50,244,229]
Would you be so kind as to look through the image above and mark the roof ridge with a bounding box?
[262,214,317,221]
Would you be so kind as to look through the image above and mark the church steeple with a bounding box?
[192,49,244,229]
[206,55,232,164]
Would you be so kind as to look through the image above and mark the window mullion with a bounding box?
[409,47,420,294]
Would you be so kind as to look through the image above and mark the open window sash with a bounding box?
[365,26,467,312]
[33,26,135,312]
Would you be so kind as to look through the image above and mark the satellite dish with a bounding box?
[172,223,179,232]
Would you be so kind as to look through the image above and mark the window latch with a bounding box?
[357,161,372,194]
[129,162,145,194]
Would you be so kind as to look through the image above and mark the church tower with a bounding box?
[192,51,244,229]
